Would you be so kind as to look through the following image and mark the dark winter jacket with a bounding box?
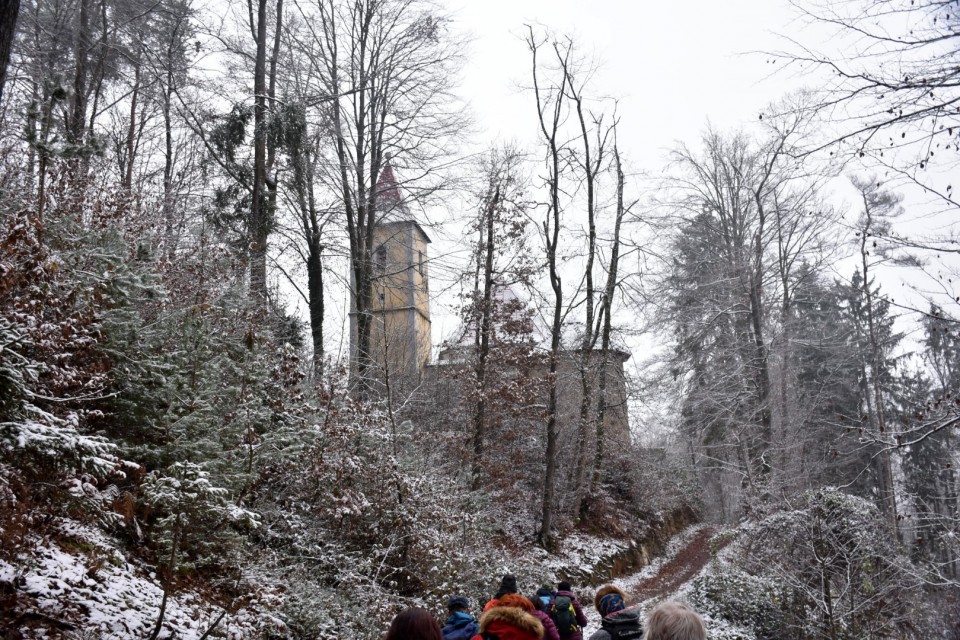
[443,611,480,640]
[553,590,588,640]
[586,606,643,640]
[531,609,561,640]
[471,606,545,640]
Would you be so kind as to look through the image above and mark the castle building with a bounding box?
[431,283,633,449]
[350,163,432,395]
[354,164,632,451]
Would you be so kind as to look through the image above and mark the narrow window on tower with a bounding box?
[375,245,386,275]
[418,250,424,276]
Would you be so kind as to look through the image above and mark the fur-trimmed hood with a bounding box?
[478,606,545,639]
[594,584,629,613]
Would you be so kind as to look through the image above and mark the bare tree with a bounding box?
[558,50,614,517]
[248,0,281,308]
[464,147,531,489]
[776,0,960,209]
[591,136,627,496]
[659,124,845,520]
[279,101,329,376]
[292,0,464,397]
[849,176,903,533]
[526,25,570,545]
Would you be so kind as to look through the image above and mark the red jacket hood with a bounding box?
[473,606,545,640]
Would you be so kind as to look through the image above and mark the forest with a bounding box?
[0,0,958,638]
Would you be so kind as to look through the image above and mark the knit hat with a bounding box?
[447,595,470,611]
[594,584,629,617]
[557,580,572,592]
[496,574,518,596]
[598,592,625,617]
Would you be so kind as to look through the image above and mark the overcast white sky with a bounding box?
[451,0,799,162]
[414,0,807,343]
[308,0,956,382]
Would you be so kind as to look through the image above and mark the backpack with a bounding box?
[600,615,643,640]
[550,596,579,637]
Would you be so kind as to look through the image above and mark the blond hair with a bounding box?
[645,601,706,640]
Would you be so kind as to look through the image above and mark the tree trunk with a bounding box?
[528,28,567,546]
[162,70,175,257]
[306,240,325,376]
[123,59,140,192]
[748,274,772,474]
[591,143,625,494]
[471,186,498,490]
[860,233,899,534]
[248,0,269,308]
[260,0,283,293]
[539,126,563,549]
[568,80,599,518]
[750,192,773,476]
[0,0,21,106]
[68,0,91,146]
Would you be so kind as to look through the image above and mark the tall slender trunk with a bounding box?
[750,190,772,475]
[69,0,91,146]
[26,78,37,192]
[35,84,58,241]
[290,121,325,378]
[539,122,563,549]
[162,73,175,257]
[0,0,20,106]
[123,59,141,192]
[566,77,600,517]
[528,29,570,546]
[471,186,498,490]
[307,240,324,375]
[776,203,793,479]
[85,0,108,139]
[858,205,898,534]
[249,0,269,307]
[263,0,283,256]
[591,142,625,494]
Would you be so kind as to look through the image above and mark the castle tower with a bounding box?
[350,162,432,395]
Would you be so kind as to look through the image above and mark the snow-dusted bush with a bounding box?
[689,566,786,639]
[142,462,258,577]
[249,380,507,637]
[693,489,924,640]
[0,209,144,550]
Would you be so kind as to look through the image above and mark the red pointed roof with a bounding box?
[375,159,402,209]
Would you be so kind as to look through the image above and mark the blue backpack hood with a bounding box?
[442,611,479,640]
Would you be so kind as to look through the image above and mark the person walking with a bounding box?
[483,574,520,612]
[645,601,706,640]
[526,592,562,640]
[386,607,443,640]
[442,595,480,640]
[551,581,588,640]
[587,585,642,640]
[472,593,545,640]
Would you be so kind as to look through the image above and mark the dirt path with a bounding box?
[630,527,720,602]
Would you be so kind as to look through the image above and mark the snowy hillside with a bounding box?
[1,519,283,639]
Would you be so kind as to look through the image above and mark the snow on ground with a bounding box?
[526,531,632,577]
[616,523,710,596]
[578,524,756,640]
[648,530,755,640]
[1,519,284,639]
[578,523,708,630]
